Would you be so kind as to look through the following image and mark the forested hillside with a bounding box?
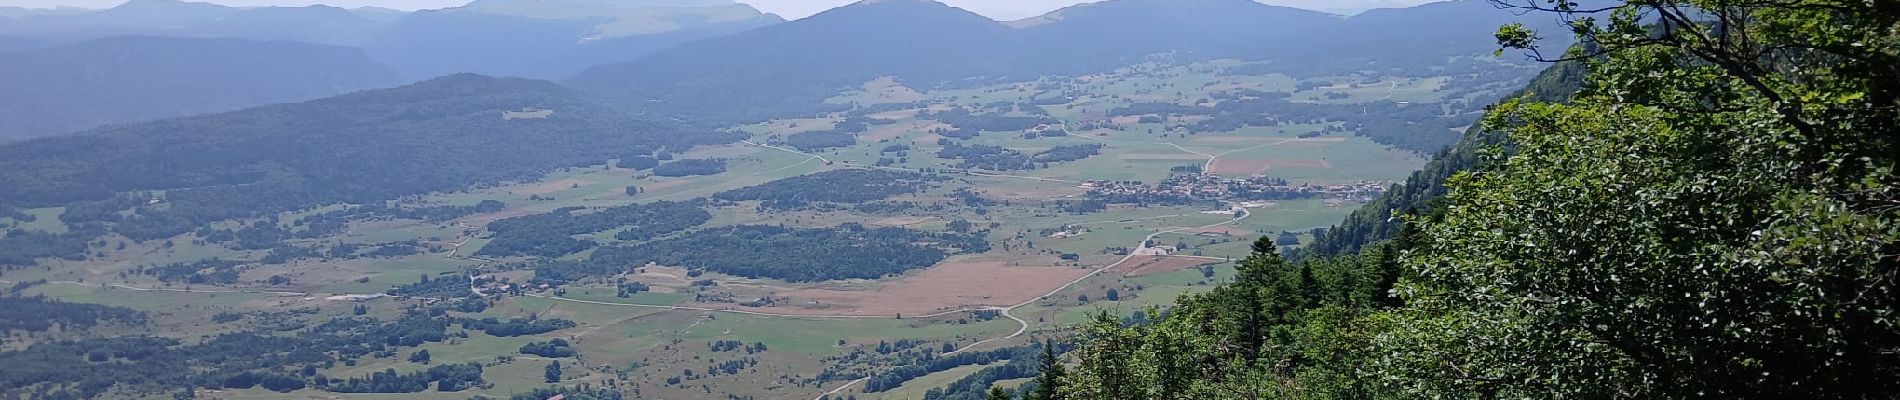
[0,74,733,263]
[1051,1,1900,398]
[1297,58,1587,258]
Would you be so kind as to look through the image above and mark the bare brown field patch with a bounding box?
[770,259,1092,316]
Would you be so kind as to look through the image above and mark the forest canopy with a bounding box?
[1056,1,1900,399]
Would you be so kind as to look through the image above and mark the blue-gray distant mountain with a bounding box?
[568,0,1555,124]
[1258,0,1578,74]
[0,0,783,81]
[1013,0,1339,74]
[365,0,783,80]
[569,0,1018,123]
[0,36,402,142]
[0,0,384,46]
[0,74,730,236]
[0,35,57,52]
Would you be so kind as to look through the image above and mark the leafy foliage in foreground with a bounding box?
[1297,58,1585,259]
[1063,1,1900,398]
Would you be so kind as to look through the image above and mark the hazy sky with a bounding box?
[2,0,1436,19]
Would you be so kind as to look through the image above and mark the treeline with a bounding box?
[711,169,947,210]
[785,131,857,152]
[136,258,244,284]
[0,224,101,266]
[928,107,1056,136]
[519,339,577,358]
[937,143,1033,171]
[1029,144,1103,163]
[329,200,505,224]
[651,159,728,177]
[617,155,659,170]
[457,316,576,337]
[864,345,1028,392]
[587,224,990,282]
[0,296,147,332]
[0,205,29,222]
[386,274,472,299]
[327,363,486,393]
[921,343,1067,400]
[0,308,458,398]
[476,201,710,258]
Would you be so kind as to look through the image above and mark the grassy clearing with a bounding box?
[6,207,68,234]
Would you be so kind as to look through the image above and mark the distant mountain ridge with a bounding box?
[0,0,786,142]
[0,36,402,142]
[0,73,731,228]
[0,0,787,80]
[0,0,384,46]
[570,0,1572,123]
[568,0,1019,122]
[367,0,783,79]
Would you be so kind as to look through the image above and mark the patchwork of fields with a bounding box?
[0,58,1527,399]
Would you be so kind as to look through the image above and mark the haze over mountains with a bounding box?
[570,0,1571,122]
[0,36,400,141]
[0,0,1567,141]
